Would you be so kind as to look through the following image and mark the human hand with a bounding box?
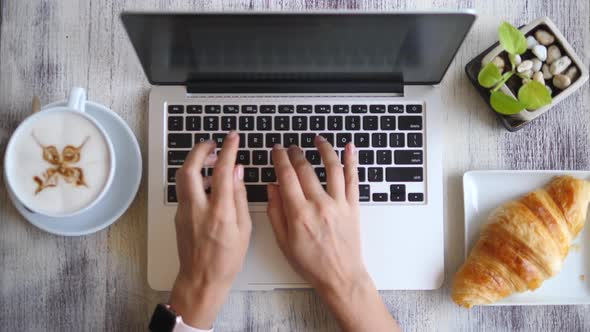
[169,131,251,329]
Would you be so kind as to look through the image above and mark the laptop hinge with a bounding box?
[186,76,404,94]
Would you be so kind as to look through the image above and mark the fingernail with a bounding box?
[273,144,283,150]
[287,145,304,160]
[316,135,326,142]
[346,143,356,153]
[227,131,238,139]
[234,164,244,183]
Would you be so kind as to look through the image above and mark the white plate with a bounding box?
[463,170,590,305]
[6,101,142,236]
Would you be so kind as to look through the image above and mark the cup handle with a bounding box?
[67,87,87,113]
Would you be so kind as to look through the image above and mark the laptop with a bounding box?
[121,11,476,290]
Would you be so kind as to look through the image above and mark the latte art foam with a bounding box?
[6,110,111,215]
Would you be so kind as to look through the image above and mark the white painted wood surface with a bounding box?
[1,1,589,331]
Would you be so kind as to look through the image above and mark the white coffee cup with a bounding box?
[4,87,115,218]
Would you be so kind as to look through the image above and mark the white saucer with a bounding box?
[7,101,142,236]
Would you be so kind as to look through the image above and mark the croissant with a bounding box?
[452,175,590,308]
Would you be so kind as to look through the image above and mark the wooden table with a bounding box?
[1,1,589,331]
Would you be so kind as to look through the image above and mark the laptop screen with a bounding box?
[121,12,475,86]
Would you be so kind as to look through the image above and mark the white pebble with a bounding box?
[546,45,561,64]
[517,60,533,73]
[510,54,522,66]
[532,71,545,85]
[550,56,572,75]
[491,56,505,71]
[542,64,553,80]
[535,29,555,45]
[553,74,571,89]
[532,45,547,61]
[521,69,533,79]
[532,58,543,72]
[565,66,579,80]
[526,36,538,49]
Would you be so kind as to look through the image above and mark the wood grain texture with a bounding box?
[1,0,589,331]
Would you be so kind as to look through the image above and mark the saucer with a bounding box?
[7,101,142,236]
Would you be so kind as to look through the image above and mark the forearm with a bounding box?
[318,275,401,332]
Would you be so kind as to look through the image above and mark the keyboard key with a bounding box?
[195,133,210,144]
[301,133,315,148]
[296,105,313,113]
[372,133,387,147]
[398,116,422,130]
[328,116,343,130]
[293,116,308,131]
[168,105,184,114]
[223,105,239,113]
[246,185,267,202]
[386,167,423,182]
[367,167,383,182]
[388,105,404,113]
[252,150,268,165]
[409,193,424,201]
[407,104,422,113]
[315,167,327,182]
[380,116,396,130]
[336,133,352,147]
[354,133,370,147]
[369,105,386,113]
[239,116,255,130]
[168,133,192,148]
[357,168,366,182]
[257,116,272,131]
[394,150,423,165]
[310,116,326,130]
[278,105,294,113]
[221,116,237,130]
[358,150,374,165]
[237,150,250,165]
[186,116,201,131]
[168,185,177,202]
[205,105,221,114]
[168,116,183,131]
[248,134,263,148]
[207,168,214,176]
[351,105,368,113]
[204,117,219,131]
[390,133,405,147]
[212,133,225,148]
[390,184,406,194]
[372,193,388,201]
[260,105,276,114]
[315,105,330,113]
[244,168,259,182]
[261,168,276,182]
[242,105,258,113]
[275,116,290,131]
[238,133,246,148]
[306,150,321,165]
[187,105,202,114]
[284,133,299,146]
[168,150,189,166]
[363,116,378,130]
[320,133,334,146]
[333,105,349,113]
[266,133,281,148]
[345,116,361,131]
[168,167,179,183]
[377,150,392,165]
[408,133,423,147]
[359,185,370,202]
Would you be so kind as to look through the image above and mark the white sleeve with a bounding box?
[173,317,213,332]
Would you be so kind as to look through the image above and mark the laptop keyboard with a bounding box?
[165,102,425,204]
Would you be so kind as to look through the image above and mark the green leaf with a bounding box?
[518,81,552,110]
[498,22,527,55]
[478,62,502,88]
[490,90,525,115]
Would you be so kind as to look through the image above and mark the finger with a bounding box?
[175,140,216,204]
[203,152,217,168]
[266,184,289,253]
[315,136,345,200]
[287,145,325,201]
[271,145,306,212]
[233,164,252,231]
[211,131,240,202]
[343,143,359,205]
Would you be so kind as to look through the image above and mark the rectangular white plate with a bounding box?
[463,170,590,305]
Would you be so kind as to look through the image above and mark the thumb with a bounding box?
[233,164,251,231]
[267,184,288,252]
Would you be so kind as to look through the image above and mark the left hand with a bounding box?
[169,131,252,329]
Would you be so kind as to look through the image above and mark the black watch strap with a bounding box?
[149,303,178,332]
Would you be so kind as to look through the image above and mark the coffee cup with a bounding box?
[4,87,115,218]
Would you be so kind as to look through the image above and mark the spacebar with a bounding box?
[246,185,268,202]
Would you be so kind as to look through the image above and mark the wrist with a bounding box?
[169,274,231,329]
